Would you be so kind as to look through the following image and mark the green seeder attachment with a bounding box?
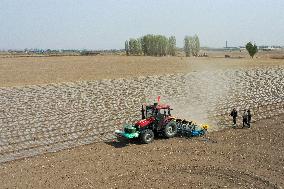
[115,125,139,139]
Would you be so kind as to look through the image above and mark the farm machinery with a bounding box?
[115,99,208,144]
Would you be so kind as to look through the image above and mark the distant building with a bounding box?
[258,46,282,51]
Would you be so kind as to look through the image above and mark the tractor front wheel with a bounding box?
[140,129,154,144]
[164,121,177,138]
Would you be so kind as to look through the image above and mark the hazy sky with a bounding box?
[0,0,284,50]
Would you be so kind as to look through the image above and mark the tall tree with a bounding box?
[168,36,176,56]
[134,39,142,55]
[184,36,191,57]
[157,35,169,56]
[129,38,142,55]
[128,38,135,55]
[184,35,200,57]
[191,35,200,56]
[125,40,129,56]
[246,42,258,58]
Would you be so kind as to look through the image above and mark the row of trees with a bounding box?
[125,35,177,56]
[184,35,200,57]
[125,34,200,57]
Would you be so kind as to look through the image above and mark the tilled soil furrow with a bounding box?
[0,66,283,163]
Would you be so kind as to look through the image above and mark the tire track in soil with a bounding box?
[174,165,280,189]
[105,164,280,188]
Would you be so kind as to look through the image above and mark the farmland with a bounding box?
[0,53,283,188]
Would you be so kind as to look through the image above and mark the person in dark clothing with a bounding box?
[247,109,252,128]
[230,108,238,127]
[141,105,145,119]
[242,109,248,128]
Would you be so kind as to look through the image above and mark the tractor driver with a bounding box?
[156,110,164,129]
[167,108,171,116]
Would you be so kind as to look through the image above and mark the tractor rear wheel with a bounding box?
[140,129,154,144]
[164,121,177,138]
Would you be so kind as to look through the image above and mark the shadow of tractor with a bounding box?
[104,134,169,148]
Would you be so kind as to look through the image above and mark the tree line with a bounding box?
[125,34,200,57]
[184,35,200,57]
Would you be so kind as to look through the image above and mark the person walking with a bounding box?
[242,109,248,128]
[230,108,238,127]
[247,109,252,128]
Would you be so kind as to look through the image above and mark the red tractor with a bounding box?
[115,102,177,144]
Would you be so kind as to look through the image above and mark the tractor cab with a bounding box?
[138,103,174,129]
[142,103,173,120]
